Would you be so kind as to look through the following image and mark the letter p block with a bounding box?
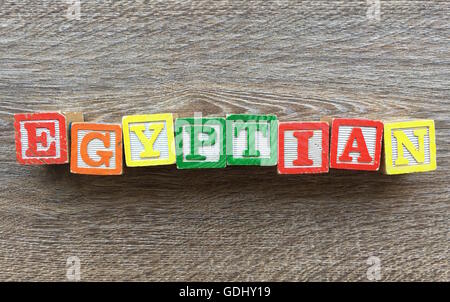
[383,120,436,174]
[122,114,176,167]
[70,123,123,175]
[175,117,226,169]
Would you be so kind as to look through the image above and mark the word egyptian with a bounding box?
[14,112,437,175]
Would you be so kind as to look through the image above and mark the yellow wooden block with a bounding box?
[122,113,176,167]
[383,120,436,175]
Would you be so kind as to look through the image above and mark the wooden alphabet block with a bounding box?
[14,112,70,165]
[226,114,278,166]
[278,122,329,174]
[70,123,123,175]
[329,118,383,171]
[175,117,226,169]
[383,120,436,175]
[122,113,176,167]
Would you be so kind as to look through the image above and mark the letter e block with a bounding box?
[383,120,436,174]
[122,114,176,167]
[70,123,123,175]
[278,122,329,174]
[175,117,226,169]
[330,118,383,171]
[226,114,278,166]
[14,112,69,165]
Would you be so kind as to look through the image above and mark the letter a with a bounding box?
[339,128,372,163]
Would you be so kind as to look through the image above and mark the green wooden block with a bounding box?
[226,114,278,166]
[175,117,227,169]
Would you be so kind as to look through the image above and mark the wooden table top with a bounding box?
[0,1,448,281]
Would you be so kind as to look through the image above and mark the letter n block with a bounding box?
[226,114,278,166]
[175,117,226,169]
[70,123,123,175]
[383,120,436,175]
[278,122,329,174]
[122,114,176,167]
[330,118,383,171]
[14,112,69,165]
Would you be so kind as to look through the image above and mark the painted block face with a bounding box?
[383,120,436,175]
[278,122,329,174]
[14,112,68,165]
[226,114,278,166]
[330,118,383,171]
[175,117,226,169]
[122,114,176,167]
[70,123,123,175]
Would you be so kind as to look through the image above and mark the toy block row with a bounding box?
[14,112,437,175]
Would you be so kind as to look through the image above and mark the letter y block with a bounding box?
[122,114,176,167]
[383,120,436,174]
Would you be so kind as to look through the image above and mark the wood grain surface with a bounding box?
[0,0,448,281]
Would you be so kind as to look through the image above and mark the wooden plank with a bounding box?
[0,0,448,281]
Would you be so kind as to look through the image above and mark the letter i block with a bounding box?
[122,114,176,167]
[278,122,329,174]
[330,118,383,171]
[383,120,436,175]
[14,112,69,165]
[70,123,123,175]
[175,117,226,169]
[226,114,278,166]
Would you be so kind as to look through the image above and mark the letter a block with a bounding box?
[122,114,176,167]
[226,114,278,166]
[330,118,383,171]
[383,120,436,175]
[175,117,226,169]
[70,123,123,175]
[278,122,329,174]
[14,112,69,165]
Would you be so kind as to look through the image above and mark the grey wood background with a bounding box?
[0,0,448,281]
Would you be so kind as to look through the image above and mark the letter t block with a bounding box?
[278,122,329,174]
[383,120,436,174]
[226,114,278,166]
[122,113,176,167]
[329,118,383,171]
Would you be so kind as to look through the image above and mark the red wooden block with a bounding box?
[329,118,383,171]
[278,122,329,174]
[14,112,68,165]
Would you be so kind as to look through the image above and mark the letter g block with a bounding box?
[70,123,123,175]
